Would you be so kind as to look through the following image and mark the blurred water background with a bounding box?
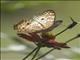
[1,1,80,60]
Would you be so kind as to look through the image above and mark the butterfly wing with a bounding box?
[14,10,62,33]
[31,10,56,33]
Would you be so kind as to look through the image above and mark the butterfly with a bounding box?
[14,10,62,33]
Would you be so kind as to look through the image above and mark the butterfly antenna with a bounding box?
[23,47,38,60]
[35,48,55,60]
[55,17,78,37]
[31,47,41,60]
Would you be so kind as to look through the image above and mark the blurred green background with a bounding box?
[1,1,80,60]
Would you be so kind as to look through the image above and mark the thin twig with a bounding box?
[65,34,80,44]
[31,47,41,60]
[35,48,55,60]
[23,47,38,60]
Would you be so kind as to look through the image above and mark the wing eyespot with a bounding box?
[22,27,25,29]
[27,23,30,25]
[41,18,44,20]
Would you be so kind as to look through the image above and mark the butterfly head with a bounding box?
[14,20,31,33]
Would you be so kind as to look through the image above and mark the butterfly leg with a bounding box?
[23,47,39,60]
